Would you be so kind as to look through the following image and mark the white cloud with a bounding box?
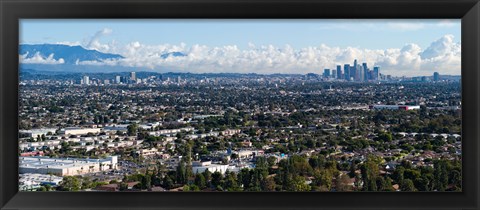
[420,34,460,59]
[19,52,65,64]
[55,41,81,46]
[26,33,460,76]
[85,28,113,52]
[105,35,457,76]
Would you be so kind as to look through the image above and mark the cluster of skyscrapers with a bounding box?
[323,59,381,82]
[80,72,139,85]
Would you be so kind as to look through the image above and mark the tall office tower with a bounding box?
[373,66,380,80]
[332,70,337,79]
[336,65,342,79]
[83,76,90,85]
[362,63,369,81]
[178,76,182,83]
[115,76,121,84]
[350,66,356,81]
[357,65,364,82]
[352,60,358,80]
[323,69,331,78]
[344,64,350,81]
[130,72,136,81]
[433,72,440,81]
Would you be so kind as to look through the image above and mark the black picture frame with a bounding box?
[1,0,479,209]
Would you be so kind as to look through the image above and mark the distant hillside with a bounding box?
[19,44,124,65]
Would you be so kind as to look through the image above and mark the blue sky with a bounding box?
[21,19,460,49]
[19,19,461,76]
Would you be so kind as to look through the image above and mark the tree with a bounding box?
[37,186,47,191]
[142,174,152,190]
[162,175,174,189]
[119,182,129,191]
[267,156,278,167]
[127,123,138,136]
[81,176,93,189]
[211,171,223,188]
[361,155,381,191]
[223,171,241,191]
[313,169,333,191]
[289,175,311,192]
[434,160,448,191]
[183,184,200,191]
[202,169,212,187]
[194,173,207,189]
[58,176,81,191]
[401,179,417,191]
[176,161,187,184]
[336,174,353,191]
[261,177,276,191]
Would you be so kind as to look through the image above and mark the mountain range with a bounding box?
[19,44,124,65]
[19,44,186,72]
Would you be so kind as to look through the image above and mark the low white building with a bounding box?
[19,156,118,176]
[59,127,102,136]
[192,161,229,174]
[19,173,63,187]
[19,128,57,138]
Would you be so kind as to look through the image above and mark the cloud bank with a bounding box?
[19,52,65,64]
[21,28,461,76]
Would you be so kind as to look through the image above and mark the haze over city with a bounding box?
[20,19,461,76]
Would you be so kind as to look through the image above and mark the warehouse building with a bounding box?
[192,161,229,174]
[58,127,102,136]
[19,128,57,138]
[369,105,421,110]
[19,156,118,176]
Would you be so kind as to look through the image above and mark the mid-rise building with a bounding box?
[323,69,331,78]
[82,76,90,85]
[130,72,136,81]
[433,72,440,81]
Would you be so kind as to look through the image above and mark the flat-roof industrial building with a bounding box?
[369,105,421,110]
[58,127,102,136]
[19,156,118,176]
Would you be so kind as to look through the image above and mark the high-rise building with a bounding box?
[323,69,331,78]
[344,64,350,81]
[433,72,440,81]
[332,70,337,79]
[115,76,121,84]
[336,65,342,79]
[130,72,136,81]
[348,66,357,81]
[362,63,369,81]
[83,76,90,85]
[357,65,364,82]
[373,67,380,80]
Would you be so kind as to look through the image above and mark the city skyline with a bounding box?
[20,19,461,76]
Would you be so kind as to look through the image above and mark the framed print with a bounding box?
[1,0,479,210]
